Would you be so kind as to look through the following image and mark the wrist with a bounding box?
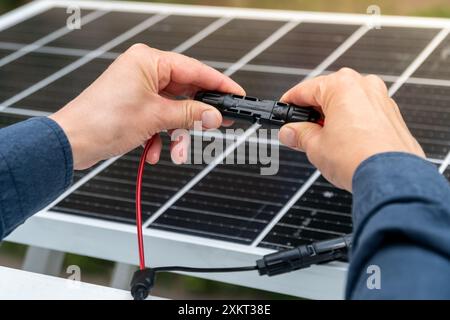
[48,113,93,170]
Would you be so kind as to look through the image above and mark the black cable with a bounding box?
[130,234,352,300]
[153,265,257,273]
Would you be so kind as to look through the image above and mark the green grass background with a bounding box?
[0,0,449,299]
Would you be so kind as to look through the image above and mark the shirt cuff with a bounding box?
[0,117,73,239]
[351,152,448,248]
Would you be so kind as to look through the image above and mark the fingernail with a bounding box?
[279,127,297,147]
[201,110,220,129]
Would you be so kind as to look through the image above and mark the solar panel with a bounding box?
[1,0,450,299]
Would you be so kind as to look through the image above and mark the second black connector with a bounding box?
[195,91,323,127]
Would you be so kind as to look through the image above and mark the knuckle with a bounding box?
[126,43,151,57]
[334,68,361,86]
[337,67,359,78]
[366,74,387,91]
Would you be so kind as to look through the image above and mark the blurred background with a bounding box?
[0,0,449,299]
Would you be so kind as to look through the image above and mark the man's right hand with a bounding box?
[278,68,425,192]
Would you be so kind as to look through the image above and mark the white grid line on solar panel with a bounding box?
[250,170,322,246]
[222,20,300,76]
[171,16,231,53]
[0,10,108,68]
[0,41,119,59]
[32,16,241,213]
[439,152,450,173]
[304,25,369,80]
[0,14,170,111]
[41,0,450,29]
[389,28,450,96]
[255,29,450,247]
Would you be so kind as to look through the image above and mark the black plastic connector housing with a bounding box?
[195,92,322,127]
[257,235,352,276]
[130,268,155,300]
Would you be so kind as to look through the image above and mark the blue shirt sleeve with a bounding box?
[0,117,73,240]
[346,152,450,299]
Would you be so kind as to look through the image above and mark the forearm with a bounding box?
[346,152,450,299]
[0,117,73,240]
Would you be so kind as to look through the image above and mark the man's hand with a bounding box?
[49,44,244,170]
[278,68,425,192]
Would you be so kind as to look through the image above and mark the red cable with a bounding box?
[135,139,154,270]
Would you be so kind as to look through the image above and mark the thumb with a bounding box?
[161,98,222,130]
[279,122,322,153]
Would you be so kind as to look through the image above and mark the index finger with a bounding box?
[280,69,367,115]
[280,75,327,108]
[162,52,246,96]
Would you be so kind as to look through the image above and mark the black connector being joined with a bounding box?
[195,91,323,127]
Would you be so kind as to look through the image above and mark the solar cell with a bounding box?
[329,27,439,76]
[394,83,450,159]
[0,48,14,59]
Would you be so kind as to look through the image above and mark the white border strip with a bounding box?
[0,10,108,68]
[1,107,51,117]
[251,170,322,246]
[0,14,168,110]
[142,122,261,227]
[43,0,450,28]
[389,28,450,96]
